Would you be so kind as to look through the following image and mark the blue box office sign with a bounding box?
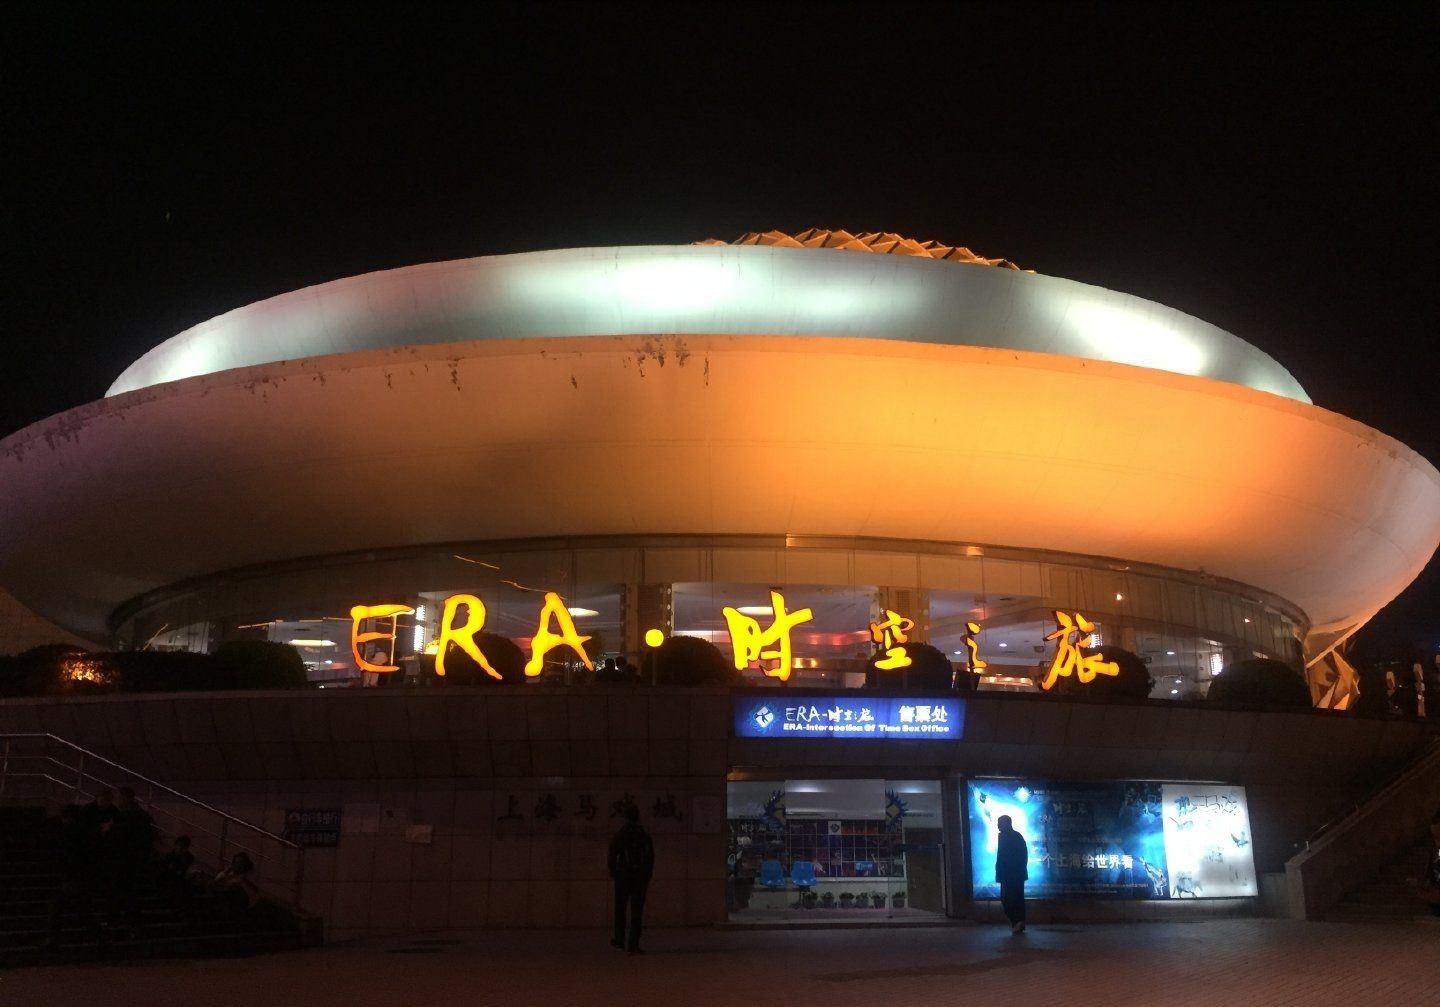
[734,696,965,739]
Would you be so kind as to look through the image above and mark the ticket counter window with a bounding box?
[726,779,944,921]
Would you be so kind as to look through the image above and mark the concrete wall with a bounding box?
[0,688,1429,939]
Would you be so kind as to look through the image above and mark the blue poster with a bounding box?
[733,696,965,740]
[967,779,1169,899]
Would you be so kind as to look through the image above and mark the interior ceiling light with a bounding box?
[566,607,599,618]
[736,605,774,616]
[286,639,336,648]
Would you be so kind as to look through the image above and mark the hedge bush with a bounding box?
[426,633,528,684]
[866,642,957,690]
[1206,657,1311,708]
[0,642,308,696]
[1046,645,1154,699]
[649,635,741,686]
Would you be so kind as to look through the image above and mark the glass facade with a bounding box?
[119,537,1305,698]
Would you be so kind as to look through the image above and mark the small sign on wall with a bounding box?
[284,808,341,847]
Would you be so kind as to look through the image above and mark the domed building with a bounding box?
[3,229,1439,934]
[2,229,1437,701]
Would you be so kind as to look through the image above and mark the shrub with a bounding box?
[431,633,528,684]
[867,642,956,690]
[211,641,308,689]
[649,635,740,686]
[1042,646,1155,700]
[1083,646,1154,699]
[0,642,309,695]
[107,650,215,691]
[0,644,90,696]
[1206,658,1311,708]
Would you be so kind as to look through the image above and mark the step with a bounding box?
[1328,907,1433,921]
[0,929,304,969]
[0,918,278,949]
[1341,888,1432,902]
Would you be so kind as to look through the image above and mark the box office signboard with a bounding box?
[733,696,965,739]
[283,808,342,847]
[966,778,1257,900]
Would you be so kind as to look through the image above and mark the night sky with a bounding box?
[4,3,1436,658]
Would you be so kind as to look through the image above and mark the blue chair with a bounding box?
[759,859,787,889]
[790,860,817,890]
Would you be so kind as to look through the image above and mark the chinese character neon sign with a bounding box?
[722,590,814,683]
[963,621,987,676]
[869,609,915,670]
[1040,610,1118,691]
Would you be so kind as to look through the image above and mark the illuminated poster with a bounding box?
[967,779,1167,899]
[966,778,1258,900]
[1159,784,1257,897]
[733,696,964,739]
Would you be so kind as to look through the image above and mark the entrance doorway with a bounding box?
[726,778,946,922]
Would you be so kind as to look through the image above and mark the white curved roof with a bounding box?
[108,245,1311,402]
[5,336,1434,644]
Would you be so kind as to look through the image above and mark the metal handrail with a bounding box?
[0,733,304,908]
[0,733,299,850]
[1297,738,1440,852]
[1,754,295,874]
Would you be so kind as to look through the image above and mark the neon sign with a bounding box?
[524,592,594,677]
[351,591,592,678]
[349,604,414,673]
[435,593,498,679]
[868,609,915,670]
[721,590,814,683]
[963,621,987,676]
[347,593,1118,693]
[1040,610,1119,691]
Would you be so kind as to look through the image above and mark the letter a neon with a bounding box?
[525,591,594,677]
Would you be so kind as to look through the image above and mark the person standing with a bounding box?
[995,814,1029,933]
[608,804,654,954]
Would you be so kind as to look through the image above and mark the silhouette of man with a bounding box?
[995,814,1028,933]
[608,804,654,953]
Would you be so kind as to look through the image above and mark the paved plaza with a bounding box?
[2,918,1437,1006]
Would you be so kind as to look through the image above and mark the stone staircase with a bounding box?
[0,805,305,968]
[1325,837,1438,924]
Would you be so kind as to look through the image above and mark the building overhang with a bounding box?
[2,335,1435,643]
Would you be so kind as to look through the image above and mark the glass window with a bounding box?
[726,778,944,921]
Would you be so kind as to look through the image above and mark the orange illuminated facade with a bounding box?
[0,233,1434,705]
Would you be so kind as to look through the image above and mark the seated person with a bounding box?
[211,851,261,916]
[160,835,196,880]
